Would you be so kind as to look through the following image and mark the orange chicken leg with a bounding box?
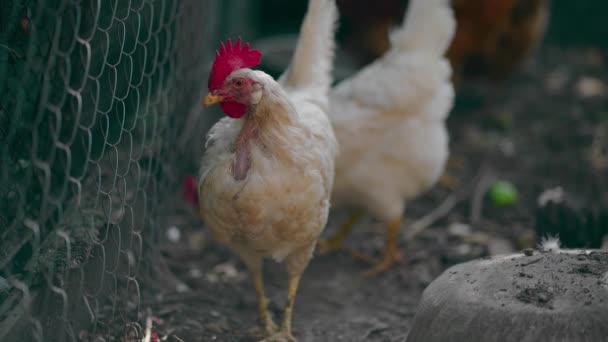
[317,209,364,254]
[362,217,403,277]
[251,266,279,335]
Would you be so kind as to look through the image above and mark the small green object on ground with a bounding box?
[489,181,518,207]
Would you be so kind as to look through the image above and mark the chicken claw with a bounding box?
[260,331,296,342]
[361,249,402,277]
[260,274,301,342]
[249,322,279,340]
[262,319,280,336]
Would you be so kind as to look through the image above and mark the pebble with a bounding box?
[176,282,190,293]
[537,187,564,207]
[166,226,181,242]
[576,76,606,98]
[189,268,203,278]
[448,223,472,237]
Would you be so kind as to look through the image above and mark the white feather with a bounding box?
[389,0,455,56]
[279,0,338,106]
[538,235,561,253]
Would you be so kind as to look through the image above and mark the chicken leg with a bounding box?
[247,261,279,336]
[280,274,301,341]
[319,211,403,276]
[262,247,312,342]
[317,209,364,254]
[438,156,465,189]
[362,217,403,277]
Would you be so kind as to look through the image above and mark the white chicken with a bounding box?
[197,0,338,340]
[319,0,456,276]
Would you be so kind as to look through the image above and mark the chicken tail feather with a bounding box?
[388,0,455,57]
[279,0,338,102]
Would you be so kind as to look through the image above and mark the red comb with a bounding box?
[208,38,262,90]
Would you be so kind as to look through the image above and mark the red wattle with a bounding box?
[220,102,247,119]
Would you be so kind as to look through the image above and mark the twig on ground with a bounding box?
[470,166,495,226]
[0,44,22,59]
[406,193,464,240]
[406,165,488,240]
[520,256,544,267]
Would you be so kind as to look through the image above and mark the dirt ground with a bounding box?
[147,46,608,342]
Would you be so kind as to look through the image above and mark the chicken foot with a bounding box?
[361,217,403,277]
[316,209,364,255]
[279,274,301,341]
[263,254,307,342]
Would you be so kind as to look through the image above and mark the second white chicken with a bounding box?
[319,0,456,276]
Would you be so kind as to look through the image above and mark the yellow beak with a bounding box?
[204,93,224,106]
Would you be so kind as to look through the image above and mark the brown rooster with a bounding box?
[449,0,549,82]
[338,0,549,83]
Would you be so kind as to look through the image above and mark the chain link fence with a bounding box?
[0,0,218,340]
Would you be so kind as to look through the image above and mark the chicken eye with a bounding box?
[234,79,244,87]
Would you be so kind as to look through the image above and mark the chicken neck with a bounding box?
[233,116,258,181]
[232,86,298,181]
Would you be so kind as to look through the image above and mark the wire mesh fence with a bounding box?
[0,0,217,340]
